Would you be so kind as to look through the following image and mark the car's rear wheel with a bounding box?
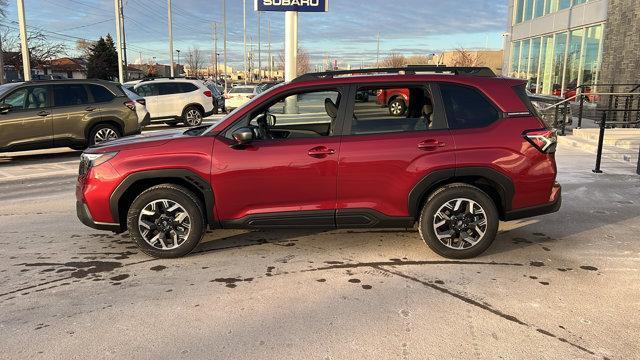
[418,183,498,259]
[389,98,407,116]
[89,124,121,146]
[183,106,203,126]
[127,184,206,258]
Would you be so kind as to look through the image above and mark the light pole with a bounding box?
[257,11,261,81]
[16,0,31,81]
[223,0,228,91]
[168,0,175,77]
[176,49,180,77]
[243,0,247,84]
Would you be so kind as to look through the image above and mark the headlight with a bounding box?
[79,152,118,175]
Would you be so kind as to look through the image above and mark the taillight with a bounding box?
[203,90,212,97]
[136,98,146,106]
[523,129,557,153]
[124,100,136,111]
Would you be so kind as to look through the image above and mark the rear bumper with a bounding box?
[140,113,151,127]
[76,201,123,232]
[503,182,562,221]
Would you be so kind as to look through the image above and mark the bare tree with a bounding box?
[186,46,204,77]
[380,53,406,68]
[451,48,484,67]
[277,47,311,76]
[76,39,95,59]
[406,54,432,65]
[0,27,66,75]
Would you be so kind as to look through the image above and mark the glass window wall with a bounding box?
[565,29,584,93]
[528,38,541,92]
[551,32,567,96]
[582,24,603,86]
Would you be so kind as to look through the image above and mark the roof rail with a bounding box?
[292,65,496,83]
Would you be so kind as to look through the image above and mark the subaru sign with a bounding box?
[254,0,328,12]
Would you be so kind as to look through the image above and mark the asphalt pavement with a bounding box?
[0,143,639,359]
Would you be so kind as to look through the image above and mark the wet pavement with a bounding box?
[0,144,639,359]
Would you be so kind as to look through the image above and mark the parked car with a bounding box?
[225,85,258,111]
[77,66,560,259]
[133,78,216,127]
[256,82,280,94]
[376,88,410,116]
[0,79,149,152]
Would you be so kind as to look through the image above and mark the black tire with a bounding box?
[88,123,121,146]
[418,183,499,259]
[388,98,407,116]
[127,184,206,258]
[182,106,203,126]
[165,121,180,127]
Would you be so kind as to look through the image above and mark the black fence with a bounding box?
[531,83,640,174]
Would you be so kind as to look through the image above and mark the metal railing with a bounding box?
[534,83,640,174]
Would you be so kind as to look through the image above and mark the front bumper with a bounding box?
[76,201,123,232]
[503,182,562,221]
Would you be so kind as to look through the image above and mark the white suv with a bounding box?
[133,78,215,126]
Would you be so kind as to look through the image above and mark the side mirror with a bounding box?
[232,127,254,145]
[0,103,12,114]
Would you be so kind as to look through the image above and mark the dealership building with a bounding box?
[502,0,640,96]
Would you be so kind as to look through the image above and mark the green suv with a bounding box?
[0,79,150,152]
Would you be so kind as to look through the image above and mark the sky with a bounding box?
[0,0,508,69]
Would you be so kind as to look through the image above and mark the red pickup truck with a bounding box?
[376,88,410,116]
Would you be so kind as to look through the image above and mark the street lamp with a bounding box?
[176,49,181,77]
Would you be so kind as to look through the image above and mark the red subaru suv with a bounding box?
[76,66,560,259]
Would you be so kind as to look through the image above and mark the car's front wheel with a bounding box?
[127,184,206,258]
[418,183,499,259]
[183,106,203,126]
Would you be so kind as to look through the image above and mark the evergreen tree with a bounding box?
[86,34,118,80]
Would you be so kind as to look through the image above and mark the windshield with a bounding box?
[0,83,21,98]
[229,86,255,94]
[201,82,285,135]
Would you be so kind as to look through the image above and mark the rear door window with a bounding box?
[178,82,198,93]
[348,84,445,135]
[158,83,182,95]
[439,83,499,129]
[53,84,89,107]
[89,84,115,103]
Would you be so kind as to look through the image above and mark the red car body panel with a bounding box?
[337,129,454,216]
[211,135,340,220]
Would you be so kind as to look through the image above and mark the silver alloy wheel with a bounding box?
[432,197,488,250]
[138,199,191,250]
[94,127,119,144]
[390,100,404,115]
[185,109,202,126]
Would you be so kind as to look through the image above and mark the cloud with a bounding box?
[5,0,507,66]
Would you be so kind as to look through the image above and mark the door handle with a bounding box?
[37,110,50,117]
[308,146,336,158]
[85,106,96,112]
[417,139,446,151]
